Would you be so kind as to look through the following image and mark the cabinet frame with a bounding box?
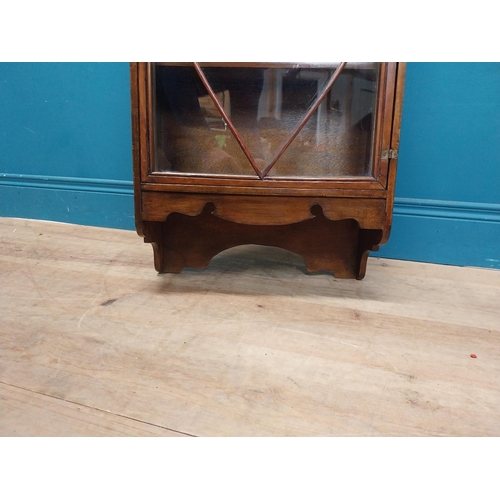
[131,62,405,279]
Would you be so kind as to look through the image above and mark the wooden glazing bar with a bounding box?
[156,62,376,70]
[193,62,264,180]
[261,62,347,178]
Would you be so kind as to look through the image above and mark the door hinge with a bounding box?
[381,149,398,160]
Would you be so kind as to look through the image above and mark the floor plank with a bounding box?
[1,217,499,436]
[0,382,189,437]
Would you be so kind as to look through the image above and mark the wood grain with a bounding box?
[142,205,381,278]
[1,217,499,436]
[0,383,188,437]
[142,191,386,228]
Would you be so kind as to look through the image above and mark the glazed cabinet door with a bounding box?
[133,62,399,189]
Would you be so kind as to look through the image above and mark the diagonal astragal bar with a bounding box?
[194,62,347,179]
[261,62,347,178]
[193,62,265,179]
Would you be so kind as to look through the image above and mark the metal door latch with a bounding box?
[381,149,398,160]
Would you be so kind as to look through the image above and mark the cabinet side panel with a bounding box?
[381,62,406,244]
[130,62,143,236]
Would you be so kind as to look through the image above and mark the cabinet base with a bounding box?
[142,203,382,280]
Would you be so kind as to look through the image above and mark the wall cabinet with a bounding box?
[131,62,405,279]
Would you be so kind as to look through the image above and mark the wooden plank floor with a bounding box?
[1,216,499,436]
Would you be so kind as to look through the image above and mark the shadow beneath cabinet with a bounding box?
[152,244,382,301]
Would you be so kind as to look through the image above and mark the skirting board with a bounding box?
[0,174,134,231]
[1,174,499,269]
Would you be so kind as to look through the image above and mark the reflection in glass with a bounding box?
[153,63,380,178]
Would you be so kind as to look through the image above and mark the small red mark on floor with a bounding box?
[470,354,477,358]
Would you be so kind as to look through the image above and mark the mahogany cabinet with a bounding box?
[130,62,405,279]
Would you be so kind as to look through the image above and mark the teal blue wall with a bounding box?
[376,63,500,268]
[0,63,134,229]
[1,63,499,268]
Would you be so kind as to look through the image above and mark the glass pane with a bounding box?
[153,63,380,178]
